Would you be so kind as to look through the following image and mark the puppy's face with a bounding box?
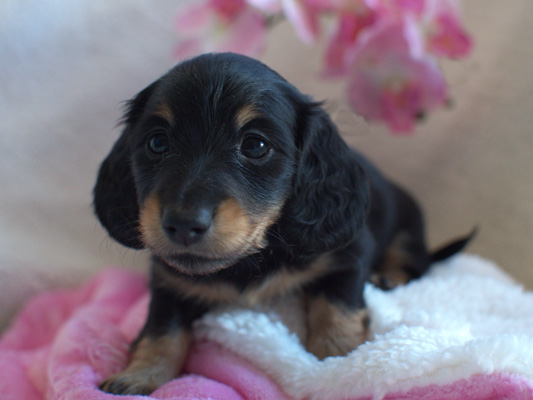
[115,55,298,275]
[94,53,369,277]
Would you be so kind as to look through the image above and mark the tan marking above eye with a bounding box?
[153,103,174,125]
[235,104,260,129]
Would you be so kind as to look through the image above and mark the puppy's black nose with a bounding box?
[162,207,213,246]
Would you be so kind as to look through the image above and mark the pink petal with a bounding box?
[210,0,247,23]
[381,85,422,132]
[322,9,379,77]
[427,13,472,58]
[246,0,283,14]
[218,9,268,56]
[282,0,321,44]
[173,38,203,60]
[347,19,447,133]
[302,0,338,11]
[422,0,472,58]
[175,2,213,35]
[174,0,266,58]
[388,0,426,15]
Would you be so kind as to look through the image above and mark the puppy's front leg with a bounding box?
[305,268,369,360]
[101,287,207,395]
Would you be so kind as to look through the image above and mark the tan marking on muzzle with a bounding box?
[139,194,167,250]
[210,198,284,256]
[210,198,254,254]
[140,193,283,270]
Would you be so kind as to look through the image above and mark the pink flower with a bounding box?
[380,0,472,58]
[281,0,322,44]
[322,1,381,77]
[175,0,267,58]
[381,0,425,15]
[422,0,472,58]
[173,0,472,133]
[247,0,283,14]
[174,0,328,57]
[347,18,447,133]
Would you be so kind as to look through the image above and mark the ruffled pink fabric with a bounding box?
[0,268,289,400]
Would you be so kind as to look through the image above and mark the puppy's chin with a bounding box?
[156,253,239,276]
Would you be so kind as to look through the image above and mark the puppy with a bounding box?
[94,53,469,395]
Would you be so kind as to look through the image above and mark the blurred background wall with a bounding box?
[1,0,532,330]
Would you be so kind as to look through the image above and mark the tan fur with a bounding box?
[100,331,191,395]
[210,198,254,254]
[153,103,174,125]
[210,198,283,256]
[235,104,259,128]
[140,193,283,274]
[155,252,333,307]
[139,194,166,249]
[306,295,369,360]
[379,247,411,285]
[370,233,411,288]
[244,252,332,305]
[155,262,240,304]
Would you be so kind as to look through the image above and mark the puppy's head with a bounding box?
[94,53,369,275]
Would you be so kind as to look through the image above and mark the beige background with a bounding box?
[1,0,532,330]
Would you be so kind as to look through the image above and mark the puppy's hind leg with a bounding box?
[372,188,431,290]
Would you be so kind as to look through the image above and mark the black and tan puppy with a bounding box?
[94,53,469,395]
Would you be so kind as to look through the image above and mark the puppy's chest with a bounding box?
[157,255,331,307]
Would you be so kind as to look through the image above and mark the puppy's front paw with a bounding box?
[100,368,169,395]
[100,333,191,394]
[306,297,369,360]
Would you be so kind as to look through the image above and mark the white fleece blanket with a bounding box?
[194,254,533,399]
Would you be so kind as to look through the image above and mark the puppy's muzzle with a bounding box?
[161,206,214,247]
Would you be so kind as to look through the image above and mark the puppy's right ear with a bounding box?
[93,82,157,249]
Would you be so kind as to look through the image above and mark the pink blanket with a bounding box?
[0,269,289,400]
[1,256,533,399]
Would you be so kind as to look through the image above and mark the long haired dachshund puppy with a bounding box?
[94,53,470,395]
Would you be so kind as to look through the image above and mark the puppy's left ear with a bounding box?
[93,82,157,249]
[281,102,370,259]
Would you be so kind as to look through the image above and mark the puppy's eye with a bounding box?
[147,133,169,154]
[240,135,271,159]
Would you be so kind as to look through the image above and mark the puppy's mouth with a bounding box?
[156,251,241,276]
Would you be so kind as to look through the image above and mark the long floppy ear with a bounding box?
[281,101,370,259]
[93,82,157,249]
